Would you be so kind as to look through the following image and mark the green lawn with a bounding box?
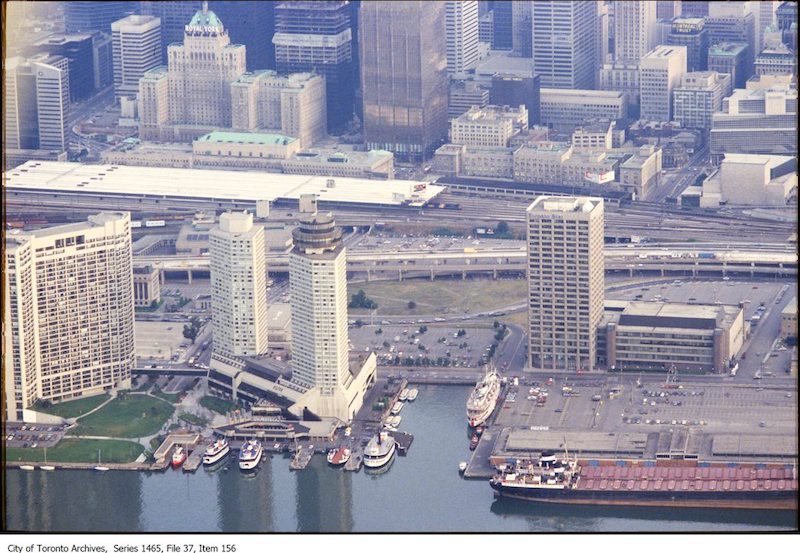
[348,279,527,316]
[68,395,174,438]
[30,394,110,419]
[5,438,144,464]
[199,395,236,415]
[152,387,183,403]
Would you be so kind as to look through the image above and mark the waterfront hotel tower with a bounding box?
[3,213,135,422]
[526,197,605,371]
[289,212,373,422]
[209,211,269,359]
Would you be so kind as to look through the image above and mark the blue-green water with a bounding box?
[4,386,797,532]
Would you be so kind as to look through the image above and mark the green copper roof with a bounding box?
[188,8,222,29]
[198,131,297,146]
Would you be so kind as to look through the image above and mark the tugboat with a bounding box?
[202,439,230,466]
[171,446,187,468]
[326,446,352,467]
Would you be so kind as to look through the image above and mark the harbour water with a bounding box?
[4,385,797,532]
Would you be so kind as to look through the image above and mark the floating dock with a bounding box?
[289,445,315,470]
[344,448,363,472]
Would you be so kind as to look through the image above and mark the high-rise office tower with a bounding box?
[614,0,658,64]
[640,45,687,122]
[359,1,449,162]
[667,17,710,71]
[140,0,201,65]
[32,33,95,102]
[446,1,480,75]
[3,212,135,422]
[527,197,604,372]
[91,31,114,91]
[6,55,71,152]
[288,212,353,420]
[492,1,514,50]
[597,1,611,65]
[273,0,355,133]
[755,1,780,50]
[209,211,269,359]
[111,14,162,100]
[657,1,682,20]
[705,2,756,78]
[65,1,137,33]
[511,0,532,58]
[681,1,709,18]
[531,1,597,89]
[167,3,246,127]
[5,56,70,153]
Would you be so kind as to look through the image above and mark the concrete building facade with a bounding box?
[3,213,135,421]
[672,71,732,129]
[527,196,604,372]
[539,89,627,131]
[209,211,269,358]
[640,45,688,122]
[531,1,597,90]
[111,15,162,100]
[445,1,480,77]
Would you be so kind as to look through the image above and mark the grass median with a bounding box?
[69,394,174,438]
[6,438,144,464]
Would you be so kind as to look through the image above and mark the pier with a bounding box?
[344,448,363,471]
[289,444,315,470]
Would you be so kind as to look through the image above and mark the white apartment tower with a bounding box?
[3,213,135,422]
[640,45,688,122]
[445,1,480,77]
[167,2,247,128]
[527,197,604,372]
[614,0,658,63]
[111,14,162,100]
[209,211,269,358]
[289,212,353,419]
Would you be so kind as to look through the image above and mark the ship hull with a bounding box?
[203,445,230,466]
[490,481,798,510]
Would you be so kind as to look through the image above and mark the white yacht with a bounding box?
[466,366,500,427]
[363,432,396,469]
[238,440,263,471]
[203,439,230,466]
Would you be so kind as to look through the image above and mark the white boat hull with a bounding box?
[203,445,230,465]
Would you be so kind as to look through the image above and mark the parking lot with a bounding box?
[348,322,500,368]
[5,423,68,450]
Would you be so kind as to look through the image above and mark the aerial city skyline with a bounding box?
[2,0,798,535]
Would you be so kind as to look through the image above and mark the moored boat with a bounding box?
[459,461,468,473]
[407,388,418,401]
[490,451,799,510]
[171,446,187,468]
[363,432,396,469]
[238,440,263,471]
[19,465,35,471]
[327,447,351,467]
[203,439,230,466]
[391,402,403,415]
[399,388,410,401]
[467,366,500,427]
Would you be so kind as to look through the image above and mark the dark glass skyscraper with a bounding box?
[492,1,513,50]
[274,1,355,133]
[32,33,95,102]
[491,74,541,125]
[64,1,137,33]
[359,1,449,162]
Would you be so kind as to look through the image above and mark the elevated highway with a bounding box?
[136,245,797,282]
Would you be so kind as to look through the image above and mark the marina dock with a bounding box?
[344,448,363,471]
[387,430,414,454]
[289,444,315,470]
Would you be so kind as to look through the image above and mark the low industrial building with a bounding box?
[539,89,628,131]
[781,297,797,340]
[596,300,746,374]
[681,154,797,207]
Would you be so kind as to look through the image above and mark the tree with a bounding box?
[348,289,377,309]
[496,221,509,234]
[418,325,428,334]
[407,300,416,309]
[183,317,203,344]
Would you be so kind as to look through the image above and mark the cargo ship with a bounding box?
[490,451,798,510]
